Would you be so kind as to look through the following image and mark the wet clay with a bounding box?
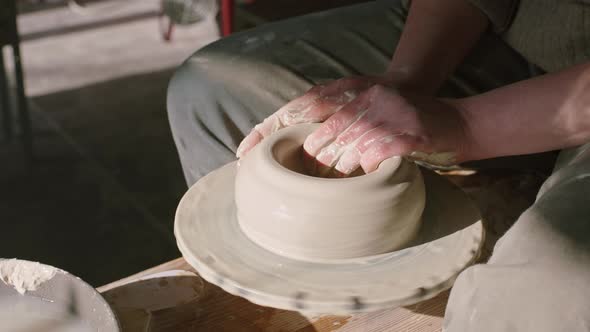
[270,136,309,176]
[0,259,56,295]
[272,138,365,178]
[235,124,426,262]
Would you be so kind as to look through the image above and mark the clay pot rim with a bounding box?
[253,124,403,186]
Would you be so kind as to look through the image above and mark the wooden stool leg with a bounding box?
[12,44,33,163]
[0,50,13,141]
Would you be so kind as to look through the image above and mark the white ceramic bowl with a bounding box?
[235,124,425,262]
[0,259,120,331]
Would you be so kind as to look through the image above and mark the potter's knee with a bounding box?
[166,50,221,130]
[444,264,527,331]
[168,57,206,109]
[447,264,482,302]
[445,262,590,332]
[446,263,526,311]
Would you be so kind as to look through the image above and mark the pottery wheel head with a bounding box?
[175,159,484,314]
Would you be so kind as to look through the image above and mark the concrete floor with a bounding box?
[1,1,219,286]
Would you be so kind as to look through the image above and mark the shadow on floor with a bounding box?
[0,68,188,286]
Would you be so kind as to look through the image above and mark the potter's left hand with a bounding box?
[304,84,470,176]
[236,76,391,158]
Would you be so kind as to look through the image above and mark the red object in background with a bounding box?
[221,0,234,36]
[161,0,235,41]
[162,18,174,41]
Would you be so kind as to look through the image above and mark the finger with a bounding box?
[277,77,374,128]
[333,126,390,175]
[273,81,356,125]
[274,86,324,123]
[333,147,362,175]
[320,76,375,95]
[303,91,372,156]
[236,114,282,158]
[277,91,356,126]
[360,134,422,173]
[237,78,373,159]
[236,128,263,158]
[315,111,381,168]
[248,86,326,140]
[237,93,358,159]
[237,89,359,158]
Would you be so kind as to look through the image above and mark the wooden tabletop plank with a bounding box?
[99,257,446,331]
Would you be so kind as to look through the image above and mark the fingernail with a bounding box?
[236,147,244,158]
[236,141,248,158]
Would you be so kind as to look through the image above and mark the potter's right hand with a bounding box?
[303,85,471,177]
[236,76,389,158]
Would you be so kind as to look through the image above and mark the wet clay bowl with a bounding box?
[235,124,426,262]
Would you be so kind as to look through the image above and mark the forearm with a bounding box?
[387,0,489,94]
[456,62,590,161]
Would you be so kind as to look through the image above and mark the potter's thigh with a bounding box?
[167,0,532,185]
[444,143,590,332]
[167,1,405,185]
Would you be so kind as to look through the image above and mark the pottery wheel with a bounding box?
[175,162,484,314]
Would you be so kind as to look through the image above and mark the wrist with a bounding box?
[440,97,484,163]
[384,65,440,95]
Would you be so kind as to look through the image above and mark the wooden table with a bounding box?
[98,169,544,331]
[99,258,448,332]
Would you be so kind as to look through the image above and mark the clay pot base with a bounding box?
[175,162,484,314]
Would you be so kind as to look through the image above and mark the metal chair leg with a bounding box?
[0,50,13,141]
[12,44,33,163]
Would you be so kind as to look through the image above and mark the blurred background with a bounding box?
[0,0,367,286]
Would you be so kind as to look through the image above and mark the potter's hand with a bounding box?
[304,85,469,176]
[236,76,389,158]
